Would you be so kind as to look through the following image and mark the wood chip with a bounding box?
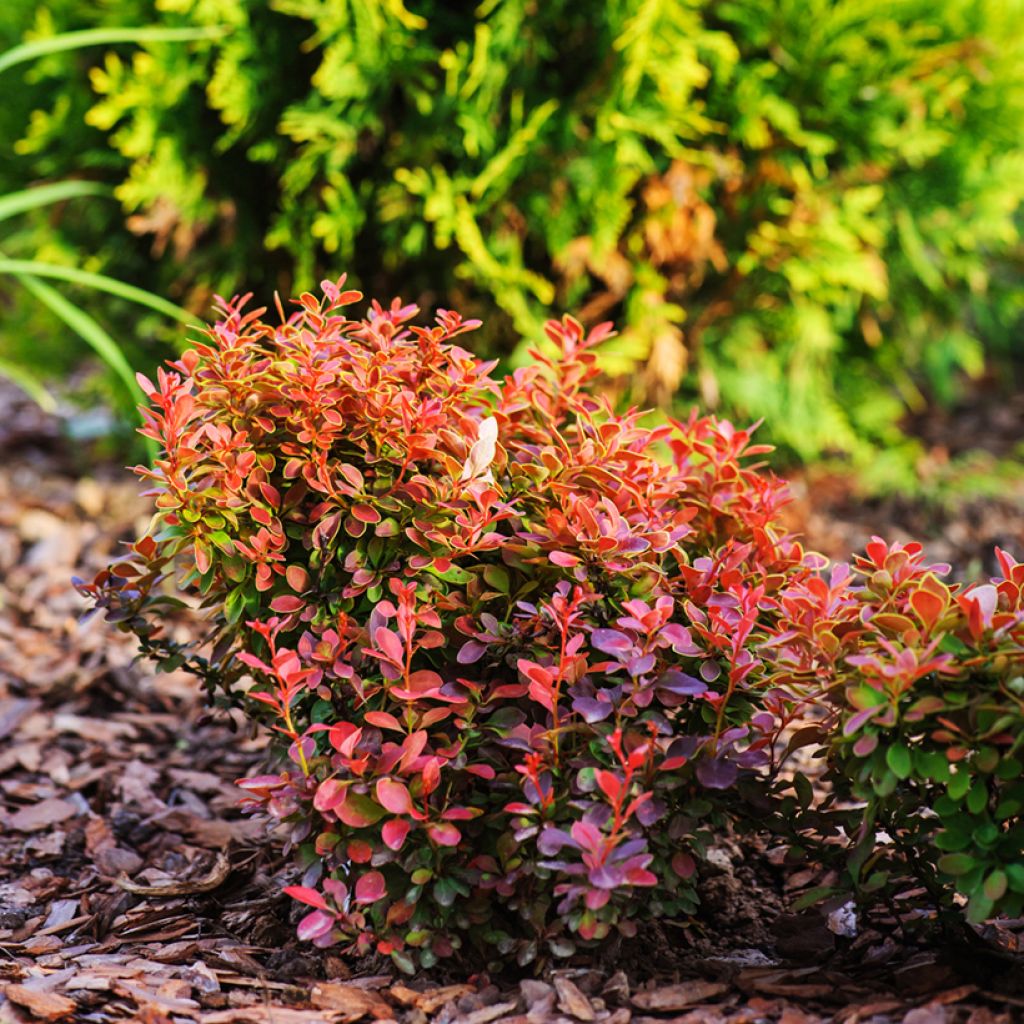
[631,982,729,1012]
[3,984,78,1020]
[310,982,395,1021]
[7,798,78,833]
[554,976,596,1021]
[390,985,476,1015]
[455,1000,520,1024]
[202,1009,341,1024]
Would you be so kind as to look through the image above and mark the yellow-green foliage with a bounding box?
[3,0,1024,474]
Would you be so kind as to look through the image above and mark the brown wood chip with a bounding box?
[7,798,78,833]
[455,1000,521,1024]
[631,981,729,1012]
[4,984,78,1020]
[390,984,476,1014]
[310,981,395,1021]
[554,976,596,1021]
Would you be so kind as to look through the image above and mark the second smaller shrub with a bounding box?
[766,540,1024,923]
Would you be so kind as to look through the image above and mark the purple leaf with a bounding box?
[572,697,614,723]
[699,659,721,682]
[537,826,576,856]
[843,705,883,737]
[696,756,738,790]
[626,653,656,677]
[634,797,666,827]
[655,670,706,696]
[457,640,487,664]
[588,864,624,889]
[591,629,634,658]
[659,623,700,655]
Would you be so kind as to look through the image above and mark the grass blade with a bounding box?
[0,357,57,413]
[10,272,158,461]
[0,26,228,76]
[0,258,202,326]
[0,180,109,223]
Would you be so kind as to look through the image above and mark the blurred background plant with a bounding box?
[1,0,1022,488]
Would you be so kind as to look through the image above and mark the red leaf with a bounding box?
[426,821,461,846]
[352,503,381,524]
[671,852,696,879]
[354,870,387,904]
[382,818,410,851]
[405,669,444,693]
[283,885,328,910]
[595,769,622,803]
[375,778,414,815]
[373,627,404,665]
[297,909,334,942]
[549,550,581,567]
[313,778,347,812]
[286,565,310,592]
[625,867,658,886]
[365,711,403,732]
[347,840,373,863]
[910,587,946,629]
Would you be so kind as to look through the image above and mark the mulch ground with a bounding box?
[1,385,1022,1024]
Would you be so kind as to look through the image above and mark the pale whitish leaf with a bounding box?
[460,415,498,483]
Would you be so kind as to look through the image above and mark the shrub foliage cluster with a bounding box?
[80,283,1024,972]
[6,0,1024,472]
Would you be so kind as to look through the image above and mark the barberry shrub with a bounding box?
[764,541,1024,925]
[78,278,819,971]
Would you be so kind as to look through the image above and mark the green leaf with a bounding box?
[0,181,108,223]
[984,870,1008,902]
[885,744,912,780]
[966,892,994,925]
[937,853,975,876]
[0,26,228,76]
[482,564,510,593]
[390,948,416,975]
[0,259,201,326]
[224,586,247,625]
[966,784,989,815]
[947,772,971,801]
[1005,864,1024,894]
[433,877,460,907]
[791,885,839,910]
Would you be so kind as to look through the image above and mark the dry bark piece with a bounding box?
[454,1000,520,1024]
[3,984,78,1020]
[554,977,596,1021]
[115,853,231,896]
[310,982,394,1021]
[202,1009,341,1024]
[114,978,201,1015]
[6,798,78,833]
[631,982,728,1012]
[0,698,41,741]
[391,985,476,1015]
[902,1007,950,1024]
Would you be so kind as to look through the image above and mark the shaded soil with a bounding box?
[1,385,1023,1024]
